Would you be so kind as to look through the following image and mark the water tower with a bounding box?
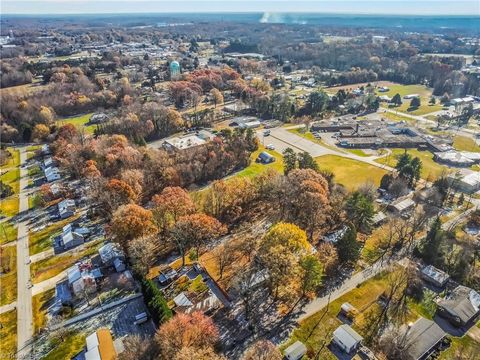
[169,61,181,79]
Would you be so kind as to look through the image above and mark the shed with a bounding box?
[421,265,449,288]
[256,151,275,164]
[332,324,363,354]
[284,341,307,360]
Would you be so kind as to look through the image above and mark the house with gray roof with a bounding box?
[437,285,480,327]
[332,324,363,354]
[403,317,446,360]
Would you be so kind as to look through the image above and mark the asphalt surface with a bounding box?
[16,147,33,358]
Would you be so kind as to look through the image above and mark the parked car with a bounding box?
[263,130,271,136]
[266,144,275,150]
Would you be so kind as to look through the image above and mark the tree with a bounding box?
[117,335,160,360]
[175,347,226,360]
[395,152,422,188]
[213,240,238,279]
[410,97,421,108]
[345,191,375,233]
[128,235,159,276]
[299,255,324,296]
[282,147,297,175]
[156,312,219,359]
[316,242,338,274]
[429,96,436,105]
[0,180,13,198]
[32,124,50,142]
[109,204,157,254]
[170,214,227,265]
[152,187,195,233]
[210,88,223,108]
[391,93,402,106]
[141,278,172,325]
[336,225,360,263]
[241,340,282,360]
[419,217,444,264]
[307,90,330,115]
[104,178,137,213]
[260,223,310,254]
[297,151,319,172]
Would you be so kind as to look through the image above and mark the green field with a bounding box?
[0,167,20,217]
[375,148,451,180]
[0,245,17,305]
[316,155,388,190]
[0,310,17,359]
[453,135,480,152]
[234,146,284,178]
[56,113,97,135]
[377,84,442,115]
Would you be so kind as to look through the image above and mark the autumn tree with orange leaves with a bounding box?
[170,213,227,265]
[152,186,195,233]
[109,204,157,254]
[155,312,220,359]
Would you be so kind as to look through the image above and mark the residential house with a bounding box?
[332,324,363,354]
[436,285,480,327]
[448,170,480,194]
[402,317,446,360]
[67,263,99,296]
[284,341,307,360]
[58,199,76,219]
[83,329,117,360]
[98,243,125,272]
[388,197,416,216]
[60,230,84,250]
[45,166,61,182]
[421,265,450,288]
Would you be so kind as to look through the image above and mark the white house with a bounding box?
[332,324,363,354]
[284,341,307,360]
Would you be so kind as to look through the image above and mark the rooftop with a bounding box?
[438,285,480,324]
[333,324,363,349]
[403,317,446,360]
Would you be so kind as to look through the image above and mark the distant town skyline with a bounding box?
[3,0,480,15]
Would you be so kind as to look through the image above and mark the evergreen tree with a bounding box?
[420,217,444,265]
[410,97,421,108]
[283,147,297,175]
[391,93,402,106]
[345,191,375,233]
[141,278,172,325]
[297,151,319,172]
[336,225,360,262]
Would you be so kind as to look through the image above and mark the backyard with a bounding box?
[56,113,97,135]
[32,289,55,334]
[0,245,17,305]
[233,145,284,178]
[0,310,17,359]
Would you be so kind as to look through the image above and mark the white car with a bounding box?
[266,144,275,150]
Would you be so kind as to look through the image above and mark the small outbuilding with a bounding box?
[421,265,450,288]
[284,341,307,360]
[332,324,363,354]
[256,151,275,164]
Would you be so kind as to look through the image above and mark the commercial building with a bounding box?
[448,170,480,194]
[162,131,213,153]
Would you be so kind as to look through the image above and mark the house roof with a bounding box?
[421,265,449,285]
[67,265,82,284]
[173,292,193,307]
[85,329,116,360]
[258,151,274,161]
[333,324,363,349]
[390,198,416,212]
[438,285,480,324]
[98,243,124,262]
[404,317,446,360]
[284,341,307,359]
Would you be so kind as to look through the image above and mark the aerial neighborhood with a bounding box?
[0,7,479,360]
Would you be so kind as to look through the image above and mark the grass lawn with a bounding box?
[56,113,97,135]
[42,330,86,360]
[0,220,17,245]
[375,148,451,180]
[0,245,17,305]
[0,310,17,359]
[453,135,480,152]
[0,148,20,170]
[234,145,284,178]
[29,215,81,255]
[439,333,480,359]
[316,155,388,190]
[377,84,442,115]
[31,240,103,284]
[32,289,55,334]
[345,148,370,157]
[0,167,20,217]
[283,270,394,359]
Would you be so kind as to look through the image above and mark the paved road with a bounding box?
[16,147,33,358]
[259,126,395,172]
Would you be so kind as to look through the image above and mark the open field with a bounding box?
[316,155,388,190]
[32,289,55,334]
[0,80,48,97]
[325,80,395,93]
[0,245,17,305]
[375,148,451,180]
[0,167,20,217]
[0,310,17,359]
[56,113,97,135]
[31,240,102,284]
[453,135,480,152]
[377,84,442,115]
[29,214,81,255]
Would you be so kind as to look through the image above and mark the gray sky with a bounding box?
[2,0,479,15]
